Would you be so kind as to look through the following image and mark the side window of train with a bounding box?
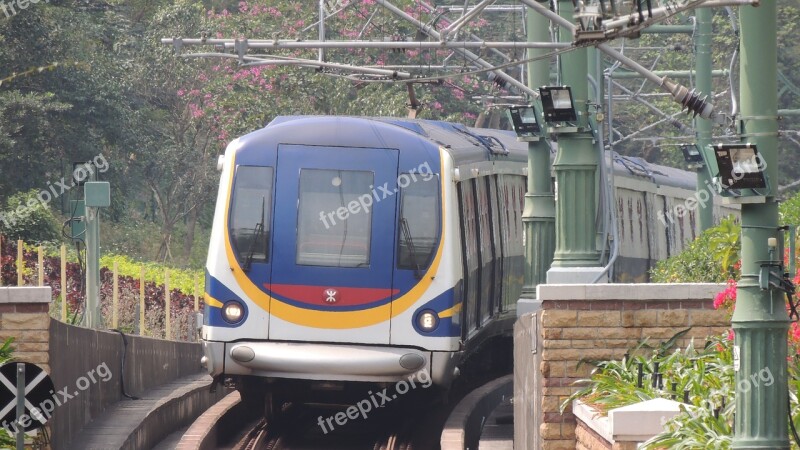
[297,169,373,267]
[230,166,274,265]
[397,174,441,271]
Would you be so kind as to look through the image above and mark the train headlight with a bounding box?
[222,300,245,323]
[417,310,439,332]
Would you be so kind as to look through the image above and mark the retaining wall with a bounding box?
[49,319,204,448]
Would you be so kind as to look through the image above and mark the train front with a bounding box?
[201,117,463,403]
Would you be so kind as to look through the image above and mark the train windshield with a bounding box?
[297,169,373,267]
[398,175,440,270]
[230,166,274,265]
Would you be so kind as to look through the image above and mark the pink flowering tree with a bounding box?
[182,0,523,147]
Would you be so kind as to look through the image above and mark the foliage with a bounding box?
[563,333,742,450]
[99,253,203,296]
[0,190,60,244]
[651,216,741,283]
[0,238,202,340]
[564,329,726,414]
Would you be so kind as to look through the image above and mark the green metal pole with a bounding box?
[547,0,601,283]
[694,7,713,231]
[732,1,788,448]
[522,2,555,297]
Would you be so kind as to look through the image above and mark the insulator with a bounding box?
[665,80,714,120]
[681,89,711,118]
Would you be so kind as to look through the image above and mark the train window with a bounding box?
[230,166,274,265]
[297,169,373,267]
[397,175,440,271]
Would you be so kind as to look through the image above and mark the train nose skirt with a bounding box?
[228,342,428,377]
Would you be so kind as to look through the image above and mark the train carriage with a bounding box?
[200,115,734,414]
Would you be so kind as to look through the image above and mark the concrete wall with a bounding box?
[48,320,204,448]
[514,283,730,450]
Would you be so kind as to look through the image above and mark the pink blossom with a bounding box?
[238,1,248,13]
[177,89,185,97]
[188,103,204,119]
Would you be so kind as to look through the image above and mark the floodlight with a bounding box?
[712,143,767,191]
[507,105,541,139]
[680,144,704,165]
[539,86,577,123]
[72,161,94,186]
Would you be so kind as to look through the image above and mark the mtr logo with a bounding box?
[323,288,339,304]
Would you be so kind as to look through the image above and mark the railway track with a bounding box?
[232,398,435,450]
[188,362,512,450]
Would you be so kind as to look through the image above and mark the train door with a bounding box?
[268,145,399,344]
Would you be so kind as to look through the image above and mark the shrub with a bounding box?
[0,190,59,244]
[651,216,740,283]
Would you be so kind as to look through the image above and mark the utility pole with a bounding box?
[732,1,788,448]
[694,7,714,231]
[546,0,602,283]
[521,2,555,300]
[82,178,110,329]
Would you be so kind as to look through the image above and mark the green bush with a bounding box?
[651,216,740,283]
[0,190,60,244]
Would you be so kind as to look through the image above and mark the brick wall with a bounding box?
[0,287,51,373]
[575,421,637,450]
[534,284,729,450]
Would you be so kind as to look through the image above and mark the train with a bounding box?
[200,115,735,417]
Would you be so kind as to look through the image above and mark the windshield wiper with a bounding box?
[400,218,422,279]
[242,197,266,272]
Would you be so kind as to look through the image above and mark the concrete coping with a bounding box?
[574,398,683,444]
[440,374,512,450]
[538,283,726,301]
[0,287,52,304]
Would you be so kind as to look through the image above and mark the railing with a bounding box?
[0,236,203,341]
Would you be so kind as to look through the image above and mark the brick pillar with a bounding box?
[0,287,52,373]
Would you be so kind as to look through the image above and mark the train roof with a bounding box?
[261,115,695,190]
